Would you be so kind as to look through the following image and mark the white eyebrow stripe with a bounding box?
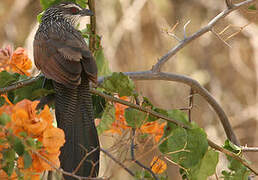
[63,4,82,10]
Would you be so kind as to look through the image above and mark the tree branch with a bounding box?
[89,89,258,175]
[88,0,97,53]
[151,0,255,72]
[90,88,189,128]
[123,71,239,145]
[0,74,43,94]
[208,140,258,175]
[0,70,239,145]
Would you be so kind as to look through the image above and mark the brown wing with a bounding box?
[33,24,97,88]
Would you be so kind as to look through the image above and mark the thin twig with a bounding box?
[151,0,255,72]
[0,74,43,94]
[100,147,135,177]
[33,151,106,180]
[208,140,258,175]
[188,88,194,122]
[131,129,159,180]
[211,29,232,47]
[241,146,258,152]
[90,88,189,128]
[73,146,99,175]
[183,20,191,39]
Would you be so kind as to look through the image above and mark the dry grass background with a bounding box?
[0,0,258,179]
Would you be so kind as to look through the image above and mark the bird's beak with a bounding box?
[80,9,94,16]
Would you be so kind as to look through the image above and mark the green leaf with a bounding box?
[0,96,5,107]
[223,139,241,154]
[31,88,55,99]
[19,132,27,138]
[40,0,63,10]
[0,138,7,145]
[0,71,20,88]
[248,5,256,10]
[37,11,44,23]
[0,113,11,126]
[15,168,24,180]
[159,123,187,153]
[2,161,15,177]
[13,76,53,103]
[76,0,87,8]
[97,104,115,134]
[92,93,106,118]
[188,149,219,180]
[40,0,86,10]
[221,169,250,180]
[102,72,135,96]
[221,140,251,180]
[124,108,147,128]
[26,137,36,148]
[35,140,43,149]
[159,123,208,169]
[167,109,190,126]
[23,151,32,169]
[94,49,112,76]
[3,149,16,163]
[141,97,168,122]
[13,137,25,156]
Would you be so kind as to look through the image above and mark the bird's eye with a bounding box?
[70,7,79,14]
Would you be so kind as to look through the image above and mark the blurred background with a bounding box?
[0,0,258,179]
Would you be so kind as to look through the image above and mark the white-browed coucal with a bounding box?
[33,2,99,179]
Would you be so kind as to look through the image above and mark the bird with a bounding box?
[33,2,99,179]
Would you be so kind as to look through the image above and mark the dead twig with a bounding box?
[151,0,255,72]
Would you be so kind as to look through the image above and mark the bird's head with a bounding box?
[42,2,93,25]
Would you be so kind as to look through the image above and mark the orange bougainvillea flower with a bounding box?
[11,100,53,137]
[0,45,32,75]
[18,156,41,180]
[150,156,167,174]
[42,128,65,154]
[36,150,61,171]
[140,121,166,142]
[105,96,131,135]
[10,47,32,76]
[0,169,17,180]
[1,94,13,106]
[0,98,65,176]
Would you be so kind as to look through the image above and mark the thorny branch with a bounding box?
[151,0,255,72]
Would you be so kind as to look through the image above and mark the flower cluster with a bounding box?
[106,96,166,143]
[0,46,32,76]
[0,99,65,180]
